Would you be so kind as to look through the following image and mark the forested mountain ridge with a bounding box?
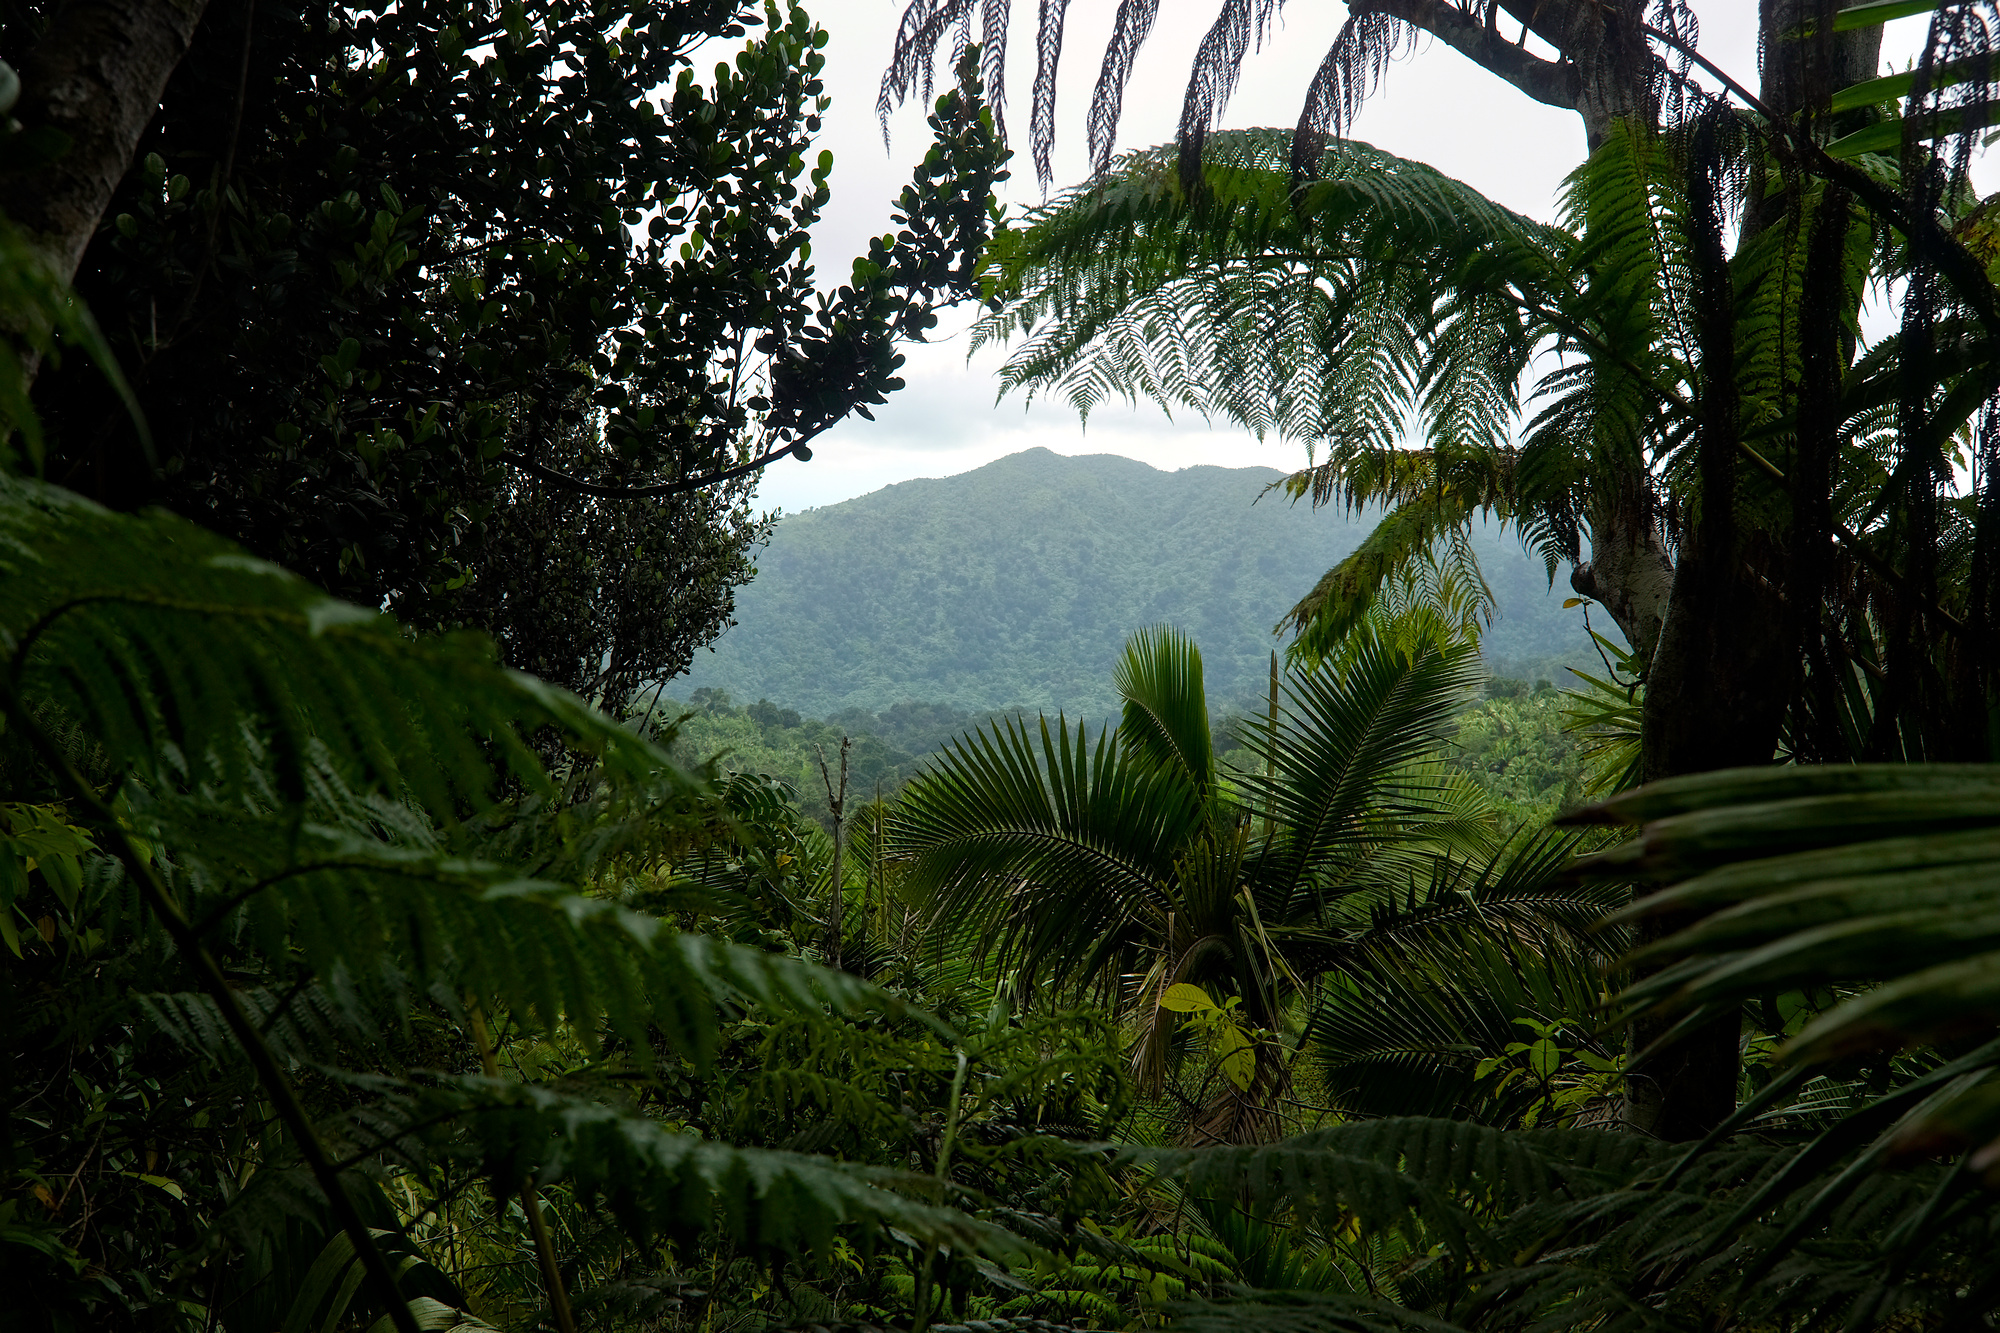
[17,0,2000,1326]
[676,447,1604,717]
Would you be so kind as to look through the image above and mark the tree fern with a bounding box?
[971,130,1585,657]
[0,474,1031,1326]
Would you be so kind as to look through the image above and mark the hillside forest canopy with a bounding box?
[665,448,1606,721]
[6,2,2000,1332]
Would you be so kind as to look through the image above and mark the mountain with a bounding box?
[671,448,1607,719]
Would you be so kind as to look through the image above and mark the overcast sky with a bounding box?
[752,1,1957,514]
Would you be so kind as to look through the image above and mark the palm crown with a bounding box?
[891,618,1494,1139]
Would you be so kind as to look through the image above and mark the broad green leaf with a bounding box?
[1220,1046,1257,1091]
[1161,982,1218,1013]
[1826,101,2000,158]
[1831,55,1994,112]
[121,1172,185,1201]
[1214,1023,1257,1090]
[366,1299,499,1333]
[1834,0,1948,30]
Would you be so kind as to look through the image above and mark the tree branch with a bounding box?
[504,421,832,500]
[1352,0,1581,113]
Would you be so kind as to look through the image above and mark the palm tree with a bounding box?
[889,618,1493,1141]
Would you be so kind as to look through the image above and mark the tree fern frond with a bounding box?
[977,131,1558,455]
[1174,0,1282,185]
[1087,0,1162,175]
[0,477,678,821]
[1128,1119,1666,1261]
[1167,1290,1465,1333]
[1282,520,1495,667]
[1289,12,1419,183]
[351,1074,1036,1262]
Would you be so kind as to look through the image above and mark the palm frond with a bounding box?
[1116,626,1216,803]
[891,712,1198,991]
[1576,763,2000,1062]
[1238,637,1487,911]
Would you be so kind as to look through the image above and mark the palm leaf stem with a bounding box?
[0,675,424,1333]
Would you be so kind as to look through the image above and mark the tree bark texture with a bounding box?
[1353,0,1582,116]
[0,0,212,286]
[1623,4,1885,1140]
[1360,0,1658,149]
[1744,0,1883,240]
[1571,489,1675,669]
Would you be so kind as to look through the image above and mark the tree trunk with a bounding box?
[816,737,850,970]
[1745,0,1884,240]
[1,0,213,285]
[1571,485,1675,667]
[1624,3,1885,1141]
[1,0,212,398]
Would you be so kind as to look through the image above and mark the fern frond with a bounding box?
[0,477,674,817]
[349,1074,1036,1262]
[1167,1290,1465,1333]
[1128,1119,1665,1262]
[977,131,1557,456]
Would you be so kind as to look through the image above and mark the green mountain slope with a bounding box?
[675,448,1608,718]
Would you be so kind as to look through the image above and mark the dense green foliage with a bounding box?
[648,690,1007,826]
[0,474,1047,1329]
[12,0,1007,709]
[1439,682,1587,834]
[676,448,1602,718]
[660,673,1588,841]
[16,2,2000,1331]
[15,469,2000,1330]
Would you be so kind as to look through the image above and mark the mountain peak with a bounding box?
[678,452,1592,717]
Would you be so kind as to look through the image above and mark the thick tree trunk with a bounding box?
[1746,0,1883,239]
[0,0,211,290]
[1628,551,1787,1140]
[1514,0,1657,150]
[1355,0,1657,150]
[1571,488,1675,667]
[1623,3,1884,1142]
